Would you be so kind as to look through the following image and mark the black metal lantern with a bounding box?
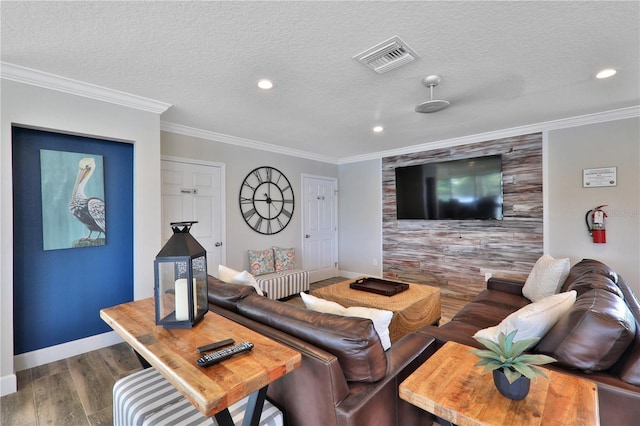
[154,221,208,328]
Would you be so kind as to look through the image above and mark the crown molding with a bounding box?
[0,62,171,114]
[160,121,340,164]
[3,61,635,164]
[339,106,640,164]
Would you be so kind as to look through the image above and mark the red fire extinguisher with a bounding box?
[585,205,608,244]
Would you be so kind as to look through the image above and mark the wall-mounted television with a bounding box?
[395,155,503,220]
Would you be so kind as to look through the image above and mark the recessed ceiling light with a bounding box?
[596,68,617,79]
[257,79,274,89]
[373,126,384,133]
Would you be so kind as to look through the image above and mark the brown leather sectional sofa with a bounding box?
[418,259,640,426]
[207,277,436,426]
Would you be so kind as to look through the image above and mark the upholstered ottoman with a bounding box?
[255,269,309,300]
[113,367,284,426]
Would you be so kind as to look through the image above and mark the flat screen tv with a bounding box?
[395,155,503,220]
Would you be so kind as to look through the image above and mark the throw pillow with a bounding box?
[522,254,571,302]
[273,246,296,271]
[218,264,240,282]
[247,249,275,276]
[218,265,264,296]
[299,291,345,315]
[300,292,393,350]
[473,290,577,346]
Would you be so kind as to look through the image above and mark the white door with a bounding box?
[302,175,338,282]
[161,159,225,277]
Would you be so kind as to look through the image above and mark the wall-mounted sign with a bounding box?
[583,166,617,188]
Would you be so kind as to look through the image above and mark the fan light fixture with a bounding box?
[373,126,384,133]
[415,75,450,113]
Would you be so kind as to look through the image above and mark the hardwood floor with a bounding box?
[1,341,142,426]
[1,277,464,425]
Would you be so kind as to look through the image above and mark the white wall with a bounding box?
[338,159,383,277]
[546,118,640,293]
[1,80,163,395]
[161,131,339,271]
[338,118,640,295]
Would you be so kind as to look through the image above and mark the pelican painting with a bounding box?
[69,157,106,243]
[40,150,106,250]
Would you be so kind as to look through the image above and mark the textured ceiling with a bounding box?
[2,1,639,162]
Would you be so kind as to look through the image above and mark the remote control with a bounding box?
[196,342,254,367]
[197,338,235,353]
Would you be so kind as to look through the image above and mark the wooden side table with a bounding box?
[399,341,599,426]
[101,297,301,426]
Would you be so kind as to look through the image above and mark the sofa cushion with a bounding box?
[466,289,531,311]
[561,258,619,292]
[207,276,257,312]
[451,290,529,329]
[609,275,640,386]
[299,292,393,350]
[563,274,623,299]
[473,291,576,346]
[522,254,570,302]
[536,289,636,372]
[237,294,387,383]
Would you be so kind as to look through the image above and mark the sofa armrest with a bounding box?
[487,277,525,296]
[334,333,437,426]
[596,382,640,426]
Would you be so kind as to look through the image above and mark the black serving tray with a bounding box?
[349,277,409,296]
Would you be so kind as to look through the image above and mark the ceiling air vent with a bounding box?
[353,36,420,74]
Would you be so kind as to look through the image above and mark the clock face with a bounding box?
[239,166,294,235]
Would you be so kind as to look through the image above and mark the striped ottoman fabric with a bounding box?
[113,367,283,426]
[255,273,287,300]
[255,269,309,300]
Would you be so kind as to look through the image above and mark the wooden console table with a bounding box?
[399,341,599,426]
[100,298,301,426]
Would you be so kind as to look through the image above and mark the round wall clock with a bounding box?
[239,166,294,235]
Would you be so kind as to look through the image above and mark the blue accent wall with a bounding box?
[12,127,134,354]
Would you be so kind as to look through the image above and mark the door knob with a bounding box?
[215,242,223,247]
[305,234,311,238]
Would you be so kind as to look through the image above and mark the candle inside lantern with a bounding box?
[174,278,199,321]
[174,278,189,321]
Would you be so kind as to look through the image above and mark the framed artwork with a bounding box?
[40,149,106,250]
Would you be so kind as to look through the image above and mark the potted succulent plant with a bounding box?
[471,330,556,400]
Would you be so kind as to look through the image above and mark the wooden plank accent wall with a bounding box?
[382,133,543,302]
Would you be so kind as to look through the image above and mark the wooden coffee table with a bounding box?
[312,277,440,343]
[399,341,599,426]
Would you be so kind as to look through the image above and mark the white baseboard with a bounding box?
[13,331,124,373]
[1,373,17,397]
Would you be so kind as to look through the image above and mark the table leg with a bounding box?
[436,416,454,426]
[213,386,269,426]
[133,350,152,369]
[214,408,235,426]
[242,386,268,426]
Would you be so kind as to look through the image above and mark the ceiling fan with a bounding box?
[415,75,450,113]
